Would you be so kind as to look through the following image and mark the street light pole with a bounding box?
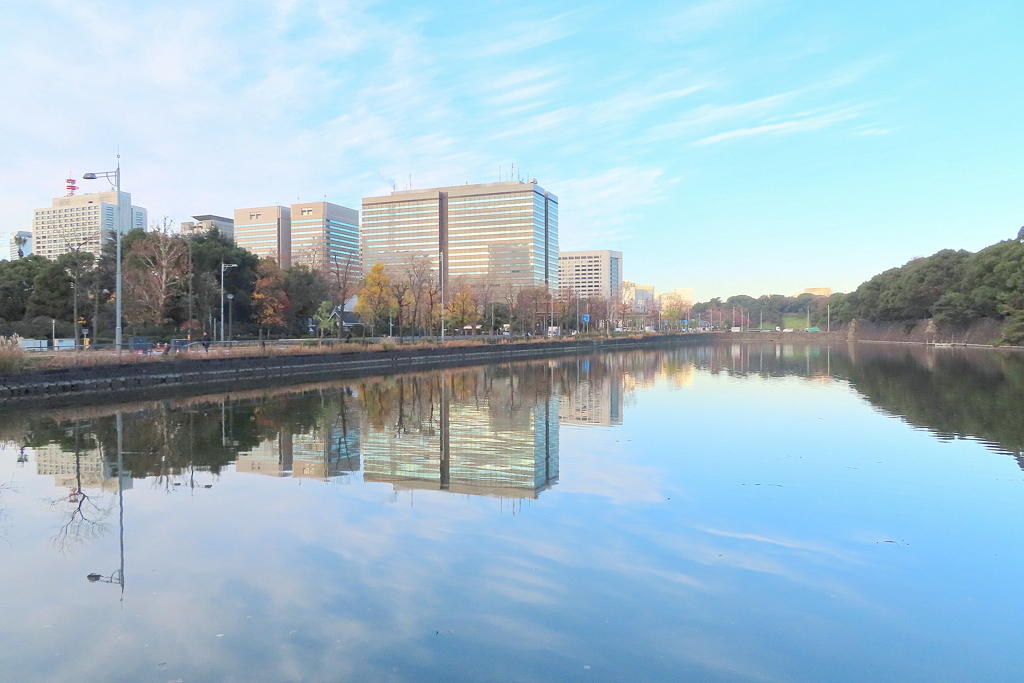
[82,158,123,352]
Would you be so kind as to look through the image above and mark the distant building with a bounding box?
[671,288,695,306]
[290,201,360,277]
[634,284,655,311]
[362,180,558,289]
[181,215,234,239]
[801,287,832,297]
[33,190,146,260]
[558,250,623,300]
[9,230,31,260]
[233,201,360,273]
[234,205,291,267]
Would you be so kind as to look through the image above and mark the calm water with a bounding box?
[2,343,1024,683]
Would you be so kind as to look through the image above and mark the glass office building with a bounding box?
[361,180,558,289]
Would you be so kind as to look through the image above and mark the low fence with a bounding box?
[0,335,707,409]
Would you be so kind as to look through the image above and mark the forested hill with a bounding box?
[692,229,1024,343]
[832,229,1024,342]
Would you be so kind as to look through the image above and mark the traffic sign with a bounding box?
[581,314,591,323]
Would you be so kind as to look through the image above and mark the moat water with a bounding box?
[2,343,1023,682]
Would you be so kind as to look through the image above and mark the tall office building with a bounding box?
[361,180,558,289]
[290,201,360,276]
[181,215,234,239]
[234,205,291,266]
[558,250,623,300]
[9,231,31,260]
[32,190,147,260]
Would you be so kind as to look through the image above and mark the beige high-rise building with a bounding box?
[33,190,147,260]
[290,201,360,276]
[361,180,558,289]
[234,205,291,266]
[558,250,623,300]
[181,214,234,239]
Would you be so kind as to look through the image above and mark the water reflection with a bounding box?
[8,344,1024,495]
[4,344,1024,681]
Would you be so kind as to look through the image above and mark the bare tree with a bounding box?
[327,251,361,339]
[123,219,189,327]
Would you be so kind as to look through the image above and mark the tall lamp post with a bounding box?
[220,261,237,342]
[82,159,124,353]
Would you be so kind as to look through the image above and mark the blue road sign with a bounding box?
[581,314,591,323]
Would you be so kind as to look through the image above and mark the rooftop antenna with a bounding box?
[408,173,412,191]
[66,173,77,196]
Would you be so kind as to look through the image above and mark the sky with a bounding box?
[1,0,1022,300]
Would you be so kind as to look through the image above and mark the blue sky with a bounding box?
[1,0,1021,299]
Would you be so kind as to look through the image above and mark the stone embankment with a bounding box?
[844,318,1004,345]
[0,335,704,409]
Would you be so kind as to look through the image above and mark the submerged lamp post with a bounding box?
[82,159,124,352]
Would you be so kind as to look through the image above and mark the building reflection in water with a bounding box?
[235,390,361,480]
[1,349,706,510]
[359,366,560,499]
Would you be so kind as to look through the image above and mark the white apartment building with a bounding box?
[32,190,147,260]
[558,250,623,300]
[9,231,31,260]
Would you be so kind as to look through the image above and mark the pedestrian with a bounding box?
[202,333,211,353]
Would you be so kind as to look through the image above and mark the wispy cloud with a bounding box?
[692,106,860,145]
[474,13,574,57]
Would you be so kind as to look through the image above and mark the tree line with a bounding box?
[0,224,354,342]
[1,222,629,342]
[689,228,1024,342]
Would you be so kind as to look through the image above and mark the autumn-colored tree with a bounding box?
[355,263,394,335]
[252,258,290,330]
[446,281,478,333]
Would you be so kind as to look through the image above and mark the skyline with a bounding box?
[2,0,1022,300]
